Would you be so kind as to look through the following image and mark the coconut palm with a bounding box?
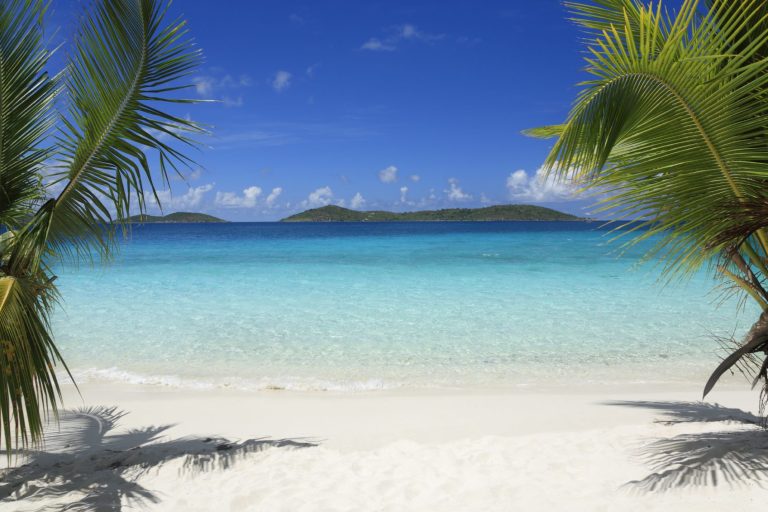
[0,0,202,454]
[529,0,768,406]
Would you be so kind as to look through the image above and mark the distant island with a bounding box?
[281,205,583,222]
[124,212,227,224]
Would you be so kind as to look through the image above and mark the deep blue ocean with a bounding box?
[51,222,758,391]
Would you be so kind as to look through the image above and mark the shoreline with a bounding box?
[58,368,755,397]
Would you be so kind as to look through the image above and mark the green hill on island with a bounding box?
[281,205,582,222]
[125,212,226,224]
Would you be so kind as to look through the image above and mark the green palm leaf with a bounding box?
[12,0,204,271]
[0,0,203,455]
[0,273,65,454]
[0,0,65,456]
[0,0,56,229]
[539,0,768,276]
[531,0,768,399]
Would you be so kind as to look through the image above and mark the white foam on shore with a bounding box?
[65,367,400,392]
[60,366,734,396]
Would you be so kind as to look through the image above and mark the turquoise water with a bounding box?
[52,222,758,391]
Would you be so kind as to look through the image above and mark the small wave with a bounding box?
[64,367,400,392]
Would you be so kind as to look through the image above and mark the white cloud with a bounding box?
[265,187,283,207]
[350,192,366,209]
[410,174,421,182]
[399,186,408,203]
[507,169,528,190]
[480,193,493,204]
[192,73,252,101]
[193,77,214,96]
[378,165,398,183]
[174,184,213,209]
[215,185,263,208]
[272,70,292,92]
[506,167,578,202]
[221,74,252,88]
[445,178,471,202]
[222,96,244,107]
[413,188,439,208]
[361,24,444,51]
[401,24,418,39]
[303,186,333,208]
[149,183,214,210]
[361,38,396,51]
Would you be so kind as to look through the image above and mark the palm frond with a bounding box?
[543,0,768,280]
[706,0,768,64]
[0,0,204,456]
[0,273,67,456]
[540,0,768,400]
[565,0,675,57]
[522,124,565,139]
[12,0,204,272]
[707,195,768,250]
[0,0,66,458]
[0,0,57,230]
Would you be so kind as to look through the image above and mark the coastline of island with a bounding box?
[281,204,585,222]
[124,212,227,224]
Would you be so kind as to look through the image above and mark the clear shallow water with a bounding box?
[52,222,759,392]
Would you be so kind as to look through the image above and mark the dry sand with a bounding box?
[1,384,767,511]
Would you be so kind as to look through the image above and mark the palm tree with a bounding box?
[0,0,202,454]
[530,0,768,407]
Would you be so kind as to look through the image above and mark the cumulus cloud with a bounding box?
[399,186,408,203]
[350,192,366,209]
[361,24,444,51]
[303,186,333,208]
[446,178,471,202]
[272,70,292,92]
[410,174,421,182]
[378,165,398,183]
[148,183,214,210]
[506,167,578,202]
[215,186,263,208]
[506,170,528,190]
[265,187,283,207]
[184,184,215,208]
[192,73,252,104]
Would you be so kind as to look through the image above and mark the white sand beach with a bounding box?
[2,384,766,511]
[6,0,768,511]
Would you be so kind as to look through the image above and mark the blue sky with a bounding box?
[50,0,593,221]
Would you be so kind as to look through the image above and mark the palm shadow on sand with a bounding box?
[0,406,317,511]
[605,400,768,491]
